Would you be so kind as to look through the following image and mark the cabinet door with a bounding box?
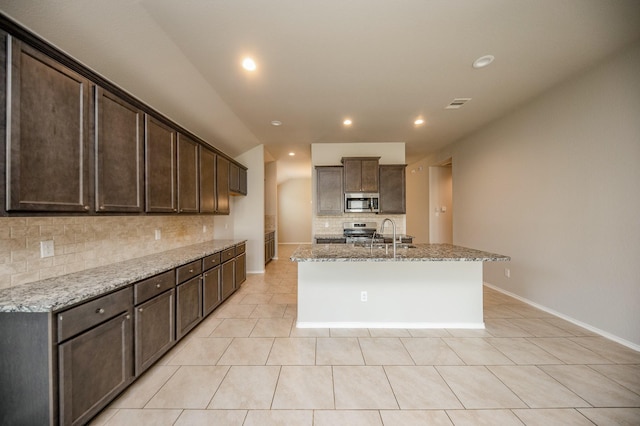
[58,311,133,426]
[239,167,248,195]
[199,147,216,213]
[176,276,202,340]
[316,166,343,215]
[343,158,379,192]
[342,159,362,193]
[229,162,240,194]
[221,259,235,300]
[202,266,221,316]
[134,289,175,375]
[6,36,90,212]
[215,156,230,214]
[235,253,246,287]
[361,159,380,192]
[177,133,199,213]
[379,165,406,214]
[145,116,177,213]
[95,87,144,213]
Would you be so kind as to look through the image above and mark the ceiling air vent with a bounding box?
[445,98,472,109]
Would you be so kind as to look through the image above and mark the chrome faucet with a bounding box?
[380,218,397,259]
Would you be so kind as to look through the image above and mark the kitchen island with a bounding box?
[290,243,509,329]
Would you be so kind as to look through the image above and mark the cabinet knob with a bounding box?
[125,314,130,320]
[156,283,161,288]
[139,308,144,312]
[84,205,90,211]
[189,269,193,273]
[96,308,105,314]
[99,206,105,210]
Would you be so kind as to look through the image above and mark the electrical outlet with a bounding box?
[155,229,161,240]
[40,240,54,258]
[360,291,368,302]
[504,268,511,278]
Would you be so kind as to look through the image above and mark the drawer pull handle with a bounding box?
[156,283,161,288]
[189,269,194,273]
[96,308,105,314]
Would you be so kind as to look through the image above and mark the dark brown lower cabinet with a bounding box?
[0,242,247,425]
[58,311,133,426]
[202,266,221,316]
[134,289,175,375]
[235,252,246,287]
[176,276,203,340]
[221,258,236,300]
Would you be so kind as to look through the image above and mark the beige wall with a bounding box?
[442,41,640,347]
[232,145,266,273]
[278,178,312,244]
[0,215,215,289]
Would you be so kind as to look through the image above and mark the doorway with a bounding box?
[429,160,453,243]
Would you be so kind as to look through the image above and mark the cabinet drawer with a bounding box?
[221,247,235,263]
[203,252,221,271]
[235,243,246,255]
[134,270,174,305]
[176,260,202,284]
[57,287,132,342]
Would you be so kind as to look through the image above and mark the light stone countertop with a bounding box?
[290,243,510,262]
[0,240,246,313]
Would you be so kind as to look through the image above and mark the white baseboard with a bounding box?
[484,282,640,352]
[296,321,485,329]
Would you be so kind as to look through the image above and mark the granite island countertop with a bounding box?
[0,239,246,313]
[291,243,510,262]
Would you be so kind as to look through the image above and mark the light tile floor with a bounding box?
[92,244,640,425]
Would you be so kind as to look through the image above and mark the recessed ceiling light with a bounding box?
[242,57,256,71]
[271,120,282,126]
[343,119,352,126]
[288,152,295,156]
[472,55,494,69]
[414,118,425,126]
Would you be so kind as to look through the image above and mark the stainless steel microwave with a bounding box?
[344,193,379,213]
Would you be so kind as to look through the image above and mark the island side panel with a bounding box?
[297,261,484,328]
[0,312,55,425]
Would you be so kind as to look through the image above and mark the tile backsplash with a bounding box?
[313,214,406,236]
[0,215,215,290]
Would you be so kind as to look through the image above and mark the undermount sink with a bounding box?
[352,242,416,249]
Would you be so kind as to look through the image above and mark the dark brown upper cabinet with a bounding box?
[316,166,344,216]
[5,36,91,212]
[145,116,177,213]
[215,155,230,214]
[199,146,216,214]
[379,164,406,214]
[239,167,247,195]
[342,157,380,193]
[177,133,199,213]
[229,162,248,196]
[229,162,240,193]
[95,87,144,213]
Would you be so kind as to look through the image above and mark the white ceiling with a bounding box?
[1,0,639,182]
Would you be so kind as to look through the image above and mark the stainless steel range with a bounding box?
[343,222,383,244]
